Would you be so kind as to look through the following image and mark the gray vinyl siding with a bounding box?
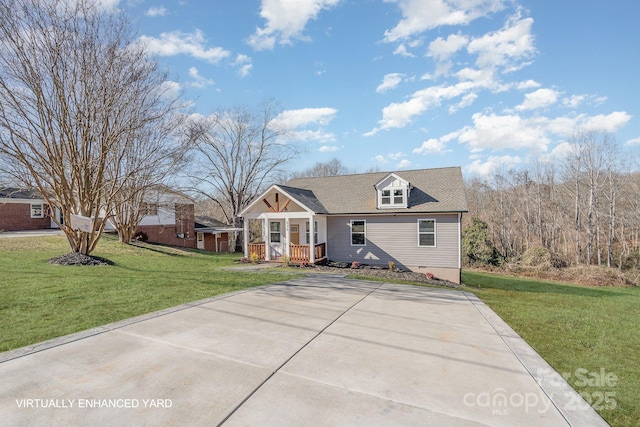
[326,213,460,269]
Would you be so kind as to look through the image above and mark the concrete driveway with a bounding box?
[0,276,607,426]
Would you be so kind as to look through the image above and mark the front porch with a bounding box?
[248,242,326,264]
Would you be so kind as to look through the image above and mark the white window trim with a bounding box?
[417,219,436,247]
[350,219,366,246]
[270,221,281,243]
[30,203,44,218]
[377,186,408,209]
[305,221,318,245]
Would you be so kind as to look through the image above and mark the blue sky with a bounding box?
[117,0,639,177]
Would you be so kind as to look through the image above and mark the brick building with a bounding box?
[0,188,56,231]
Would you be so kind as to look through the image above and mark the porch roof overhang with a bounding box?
[195,226,243,234]
[239,184,325,218]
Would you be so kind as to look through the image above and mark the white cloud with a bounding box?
[515,88,559,111]
[247,0,340,50]
[393,44,415,57]
[383,0,506,42]
[388,151,405,160]
[627,137,640,146]
[448,92,478,113]
[465,155,521,177]
[516,79,541,90]
[272,108,338,144]
[374,155,388,164]
[366,75,497,135]
[427,32,468,61]
[274,107,337,128]
[413,138,447,154]
[562,94,586,108]
[458,113,551,153]
[159,80,181,99]
[233,54,253,77]
[292,129,336,143]
[376,73,404,93]
[583,112,631,132]
[467,13,536,71]
[138,30,231,64]
[396,159,412,168]
[319,145,339,152]
[146,6,168,17]
[187,67,215,88]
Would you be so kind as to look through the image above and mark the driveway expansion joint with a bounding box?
[216,280,385,426]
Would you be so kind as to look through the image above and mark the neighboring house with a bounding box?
[194,216,243,252]
[0,187,60,231]
[240,167,468,283]
[132,187,196,249]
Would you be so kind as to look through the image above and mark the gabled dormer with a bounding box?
[375,173,410,209]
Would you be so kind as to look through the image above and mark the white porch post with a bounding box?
[309,214,315,263]
[243,220,249,257]
[263,218,270,261]
[285,218,291,258]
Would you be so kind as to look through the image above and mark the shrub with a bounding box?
[388,260,395,272]
[425,272,435,280]
[133,231,148,242]
[249,253,260,264]
[350,261,360,269]
[282,255,290,266]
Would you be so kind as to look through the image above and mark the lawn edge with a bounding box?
[0,280,295,363]
[463,291,609,427]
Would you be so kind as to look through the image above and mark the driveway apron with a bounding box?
[0,276,607,426]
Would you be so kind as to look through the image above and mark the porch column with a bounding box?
[285,217,291,258]
[308,214,315,263]
[263,217,270,261]
[243,219,249,258]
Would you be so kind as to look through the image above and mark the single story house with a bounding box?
[0,187,61,231]
[194,216,243,252]
[129,187,197,249]
[240,167,468,283]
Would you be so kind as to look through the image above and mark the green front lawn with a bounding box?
[463,270,639,427]
[0,234,300,352]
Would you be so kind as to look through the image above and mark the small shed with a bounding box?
[194,217,243,252]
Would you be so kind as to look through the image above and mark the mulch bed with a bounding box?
[49,252,113,266]
[292,261,461,288]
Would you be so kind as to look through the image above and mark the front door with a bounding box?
[196,232,205,250]
[290,225,299,245]
[269,221,283,259]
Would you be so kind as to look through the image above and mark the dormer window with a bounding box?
[375,173,410,209]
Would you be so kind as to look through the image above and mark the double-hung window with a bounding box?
[305,221,318,244]
[270,221,281,243]
[351,220,366,246]
[418,219,436,247]
[30,204,43,218]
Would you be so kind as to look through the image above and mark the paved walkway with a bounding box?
[0,276,607,426]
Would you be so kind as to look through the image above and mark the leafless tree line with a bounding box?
[465,129,640,270]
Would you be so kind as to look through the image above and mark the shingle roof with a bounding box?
[277,185,329,214]
[0,187,43,200]
[284,166,468,214]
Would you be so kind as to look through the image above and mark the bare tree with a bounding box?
[0,0,181,255]
[184,102,299,249]
[291,158,353,178]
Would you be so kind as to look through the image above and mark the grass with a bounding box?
[0,234,301,352]
[2,236,637,425]
[463,270,639,427]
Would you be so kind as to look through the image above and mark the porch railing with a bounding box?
[249,242,326,263]
[248,243,266,260]
[289,243,326,263]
